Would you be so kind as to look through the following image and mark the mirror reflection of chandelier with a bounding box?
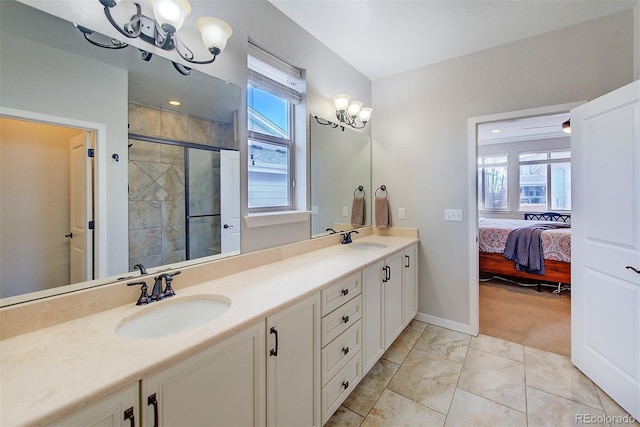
[78,0,233,75]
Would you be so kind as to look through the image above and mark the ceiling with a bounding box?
[477,112,570,144]
[269,0,636,81]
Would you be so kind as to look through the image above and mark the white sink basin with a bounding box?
[348,242,388,250]
[116,295,230,339]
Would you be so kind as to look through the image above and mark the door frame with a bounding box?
[466,101,585,335]
[0,107,107,278]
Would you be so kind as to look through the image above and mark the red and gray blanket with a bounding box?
[503,223,571,275]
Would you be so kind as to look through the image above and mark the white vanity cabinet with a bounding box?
[50,384,139,427]
[141,322,266,427]
[320,272,363,425]
[266,293,321,427]
[403,243,419,326]
[362,250,406,375]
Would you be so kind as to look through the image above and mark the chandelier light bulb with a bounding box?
[359,107,373,123]
[197,16,233,55]
[347,101,363,118]
[333,94,351,112]
[149,0,192,32]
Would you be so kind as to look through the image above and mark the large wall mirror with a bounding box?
[0,0,241,304]
[310,115,372,237]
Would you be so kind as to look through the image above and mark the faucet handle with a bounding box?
[128,281,152,305]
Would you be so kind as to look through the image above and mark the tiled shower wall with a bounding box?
[127,103,236,270]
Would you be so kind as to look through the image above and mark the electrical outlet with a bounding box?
[444,209,463,222]
[342,206,349,217]
[398,208,406,219]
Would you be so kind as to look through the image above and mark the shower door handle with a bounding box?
[223,224,233,229]
[65,232,73,238]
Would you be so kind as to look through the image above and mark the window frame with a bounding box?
[247,84,296,213]
[518,150,571,212]
[478,153,510,211]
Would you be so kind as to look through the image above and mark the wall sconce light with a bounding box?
[332,94,373,129]
[562,118,571,134]
[80,0,232,74]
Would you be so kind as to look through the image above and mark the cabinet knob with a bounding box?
[342,315,350,324]
[342,380,350,390]
[342,346,349,355]
[341,288,349,296]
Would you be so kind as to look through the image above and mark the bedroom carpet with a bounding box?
[479,279,571,357]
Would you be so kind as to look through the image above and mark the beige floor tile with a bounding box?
[414,325,470,363]
[595,386,640,426]
[407,319,428,333]
[361,389,446,427]
[524,346,602,409]
[457,348,526,412]
[382,327,422,364]
[325,406,364,427]
[470,334,524,362]
[343,358,400,417]
[387,348,462,414]
[526,386,608,427]
[444,389,526,427]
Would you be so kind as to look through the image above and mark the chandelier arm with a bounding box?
[82,33,128,49]
[103,3,142,38]
[174,37,217,65]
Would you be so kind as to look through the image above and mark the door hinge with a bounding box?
[88,220,95,230]
[88,148,95,158]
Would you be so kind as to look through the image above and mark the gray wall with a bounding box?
[371,11,635,329]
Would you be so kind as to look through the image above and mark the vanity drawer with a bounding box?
[321,296,362,346]
[322,320,362,386]
[321,272,361,316]
[321,351,362,425]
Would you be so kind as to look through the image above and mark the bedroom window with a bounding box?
[247,43,303,212]
[519,151,571,212]
[478,154,509,210]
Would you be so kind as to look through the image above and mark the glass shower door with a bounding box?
[186,148,221,259]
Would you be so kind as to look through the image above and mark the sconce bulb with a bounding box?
[333,94,351,112]
[197,16,233,54]
[347,101,363,118]
[150,0,192,32]
[359,107,373,123]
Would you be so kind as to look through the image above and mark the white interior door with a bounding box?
[220,150,240,253]
[69,132,93,283]
[571,79,640,419]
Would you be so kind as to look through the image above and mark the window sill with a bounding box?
[244,210,311,228]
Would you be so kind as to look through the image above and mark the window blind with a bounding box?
[248,42,304,105]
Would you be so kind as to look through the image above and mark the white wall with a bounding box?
[371,11,635,330]
[635,0,640,79]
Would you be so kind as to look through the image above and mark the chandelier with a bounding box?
[80,0,232,74]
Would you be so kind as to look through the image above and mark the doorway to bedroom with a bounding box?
[473,108,574,357]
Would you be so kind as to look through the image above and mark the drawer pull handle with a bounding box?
[342,380,350,390]
[270,326,279,357]
[405,254,410,268]
[342,346,350,355]
[147,394,158,427]
[342,315,349,324]
[341,288,349,296]
[123,407,135,427]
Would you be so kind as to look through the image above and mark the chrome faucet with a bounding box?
[340,230,359,244]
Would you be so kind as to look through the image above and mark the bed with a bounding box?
[478,215,571,286]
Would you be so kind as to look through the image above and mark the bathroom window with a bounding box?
[247,43,303,212]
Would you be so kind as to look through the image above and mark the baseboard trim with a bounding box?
[415,312,477,336]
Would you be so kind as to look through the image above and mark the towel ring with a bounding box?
[375,185,388,198]
[354,185,365,198]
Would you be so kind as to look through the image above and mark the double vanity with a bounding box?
[0,227,418,426]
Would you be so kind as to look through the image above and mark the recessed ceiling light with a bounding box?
[491,129,501,133]
[168,100,181,106]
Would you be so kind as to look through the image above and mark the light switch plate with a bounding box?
[445,209,463,222]
[398,208,406,219]
[342,206,349,217]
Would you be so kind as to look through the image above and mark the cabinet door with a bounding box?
[402,243,418,326]
[51,384,138,427]
[362,260,385,375]
[142,322,265,427]
[266,293,320,427]
[384,251,404,348]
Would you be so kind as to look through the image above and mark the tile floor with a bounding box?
[326,321,638,427]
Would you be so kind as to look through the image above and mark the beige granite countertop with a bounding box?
[0,233,418,427]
